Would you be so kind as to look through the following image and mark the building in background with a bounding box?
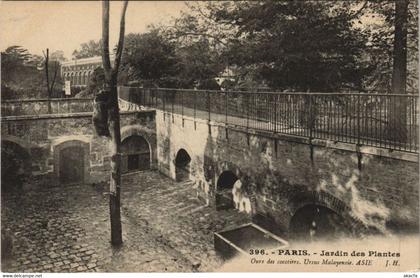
[61,55,114,88]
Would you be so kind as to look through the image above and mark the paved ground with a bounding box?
[1,171,249,273]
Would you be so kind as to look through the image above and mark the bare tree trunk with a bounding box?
[101,0,129,246]
[43,48,51,113]
[50,61,59,97]
[388,0,408,143]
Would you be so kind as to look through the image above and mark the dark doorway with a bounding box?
[121,135,150,173]
[127,154,140,171]
[175,149,191,182]
[1,141,31,192]
[289,204,349,241]
[216,171,238,210]
[59,146,84,184]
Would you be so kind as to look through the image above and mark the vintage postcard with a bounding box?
[0,0,419,276]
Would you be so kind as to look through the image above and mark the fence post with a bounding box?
[154,88,158,108]
[247,93,250,130]
[181,90,184,118]
[309,94,313,139]
[163,89,166,119]
[181,90,184,127]
[225,91,228,124]
[194,90,197,121]
[274,95,278,133]
[172,90,174,123]
[208,91,211,122]
[357,94,361,146]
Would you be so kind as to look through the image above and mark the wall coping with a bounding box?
[0,110,156,122]
[162,111,419,163]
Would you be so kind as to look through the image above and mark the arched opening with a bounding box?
[77,72,81,85]
[87,71,92,83]
[59,145,85,184]
[216,171,238,210]
[81,72,86,85]
[289,204,349,241]
[121,135,150,173]
[1,140,31,192]
[174,149,191,182]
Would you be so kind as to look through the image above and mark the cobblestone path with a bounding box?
[1,171,249,272]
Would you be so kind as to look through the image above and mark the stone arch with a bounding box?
[1,135,35,151]
[121,135,151,173]
[174,148,191,182]
[121,126,153,156]
[215,170,238,210]
[1,139,32,191]
[53,140,89,184]
[287,190,366,240]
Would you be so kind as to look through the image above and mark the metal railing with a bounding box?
[120,87,419,153]
[1,98,93,117]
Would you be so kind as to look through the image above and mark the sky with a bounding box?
[0,1,187,60]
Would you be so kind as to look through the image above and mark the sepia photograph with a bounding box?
[0,0,419,275]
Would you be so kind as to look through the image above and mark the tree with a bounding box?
[121,30,178,87]
[208,1,372,92]
[389,0,410,141]
[363,0,417,92]
[42,48,60,110]
[1,46,45,99]
[73,40,103,59]
[1,46,34,84]
[121,28,223,89]
[175,38,223,89]
[101,0,128,246]
[50,50,67,63]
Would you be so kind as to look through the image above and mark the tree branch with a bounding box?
[102,0,112,81]
[50,61,59,93]
[112,0,129,77]
[43,49,50,95]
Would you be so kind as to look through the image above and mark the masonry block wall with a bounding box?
[156,110,419,237]
[1,111,157,187]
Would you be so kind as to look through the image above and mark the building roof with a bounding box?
[61,54,115,67]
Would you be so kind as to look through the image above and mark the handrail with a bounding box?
[125,86,419,97]
[121,86,419,153]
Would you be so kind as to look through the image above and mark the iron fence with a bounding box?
[120,87,419,153]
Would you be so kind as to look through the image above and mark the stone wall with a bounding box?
[1,111,157,187]
[156,110,419,237]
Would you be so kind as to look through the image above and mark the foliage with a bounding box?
[1,46,45,99]
[206,1,372,92]
[174,38,223,89]
[50,50,67,62]
[120,28,223,89]
[72,40,103,59]
[158,1,417,93]
[363,0,418,92]
[121,31,178,87]
[1,46,65,99]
